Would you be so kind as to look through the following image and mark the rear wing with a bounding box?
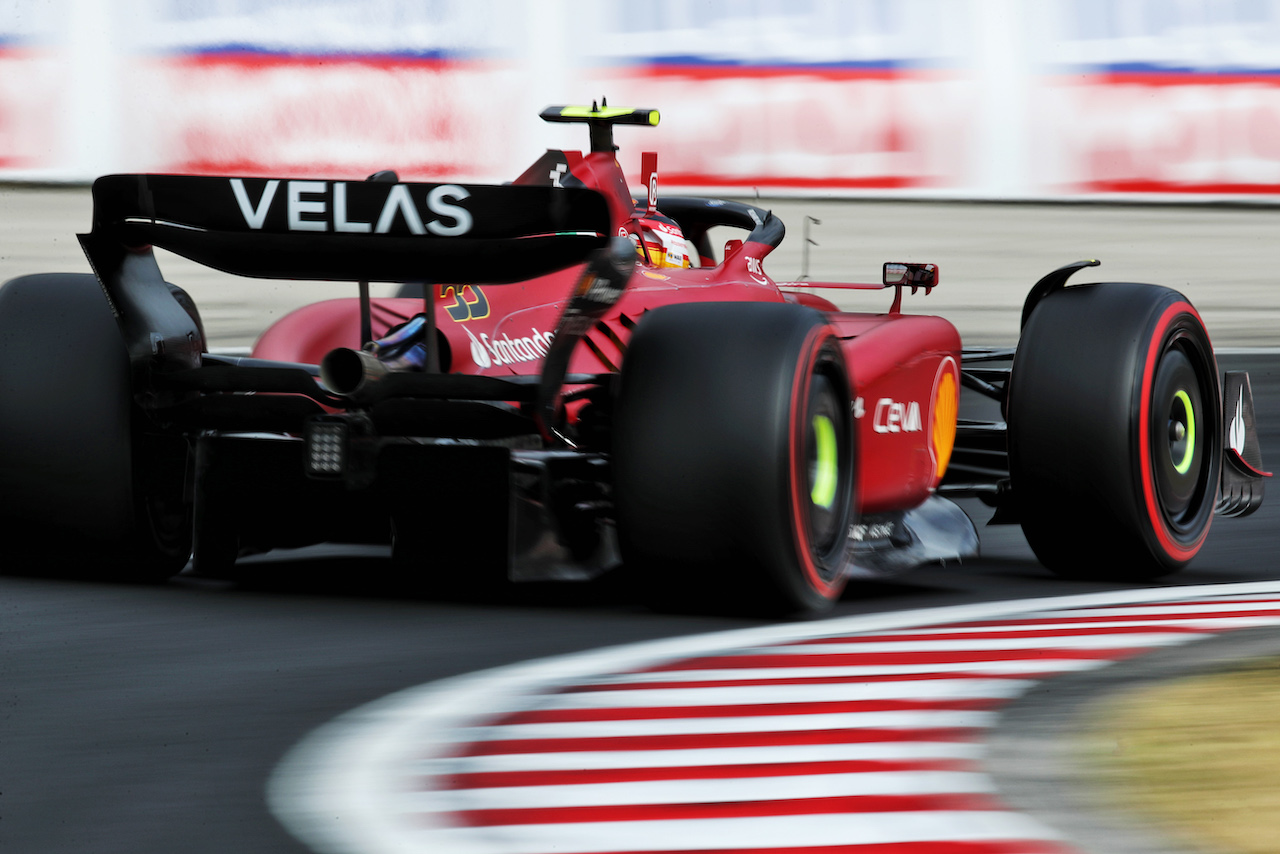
[77,174,611,381]
[81,174,611,283]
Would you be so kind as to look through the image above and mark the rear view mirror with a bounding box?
[883,263,938,289]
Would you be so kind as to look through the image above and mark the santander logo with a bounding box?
[465,327,492,369]
[462,326,555,369]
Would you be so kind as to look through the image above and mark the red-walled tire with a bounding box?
[1008,282,1220,579]
[614,302,855,615]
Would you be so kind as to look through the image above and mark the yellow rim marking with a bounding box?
[1172,389,1196,475]
[811,414,839,509]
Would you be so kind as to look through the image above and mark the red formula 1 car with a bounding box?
[0,104,1267,614]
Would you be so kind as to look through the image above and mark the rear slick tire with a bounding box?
[0,274,192,580]
[1008,282,1221,580]
[614,302,855,615]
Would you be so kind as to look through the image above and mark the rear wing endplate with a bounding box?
[1218,370,1270,517]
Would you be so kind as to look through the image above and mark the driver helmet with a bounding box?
[630,212,690,269]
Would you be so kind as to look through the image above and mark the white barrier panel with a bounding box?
[6,0,1280,201]
[1033,72,1280,196]
[592,67,977,194]
[122,54,525,182]
[0,47,64,173]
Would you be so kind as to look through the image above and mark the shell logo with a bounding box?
[931,357,959,481]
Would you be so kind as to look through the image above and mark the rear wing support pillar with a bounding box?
[536,237,635,447]
[78,230,203,393]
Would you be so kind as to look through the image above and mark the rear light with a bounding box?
[305,418,349,477]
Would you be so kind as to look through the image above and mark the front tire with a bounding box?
[1008,283,1220,579]
[614,302,855,615]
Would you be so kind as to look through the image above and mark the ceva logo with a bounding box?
[229,179,473,236]
[872,398,923,434]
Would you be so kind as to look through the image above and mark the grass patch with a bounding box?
[1081,657,1280,854]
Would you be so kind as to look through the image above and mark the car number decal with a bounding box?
[440,285,490,322]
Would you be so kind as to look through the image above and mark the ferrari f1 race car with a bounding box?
[0,103,1268,614]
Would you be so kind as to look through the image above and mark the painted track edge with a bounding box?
[268,579,1280,854]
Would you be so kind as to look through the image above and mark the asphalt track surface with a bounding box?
[3,189,1280,853]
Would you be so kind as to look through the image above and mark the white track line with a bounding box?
[414,769,998,811]
[481,678,1036,709]
[384,811,1065,854]
[708,632,1193,652]
[417,739,989,774]
[581,658,1113,682]
[451,710,1000,741]
[857,616,1280,636]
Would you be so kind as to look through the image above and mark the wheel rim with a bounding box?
[804,372,850,561]
[1149,338,1210,528]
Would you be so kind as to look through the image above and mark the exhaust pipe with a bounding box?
[321,312,435,402]
[320,347,389,401]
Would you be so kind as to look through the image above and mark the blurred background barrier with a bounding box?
[7,0,1280,201]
